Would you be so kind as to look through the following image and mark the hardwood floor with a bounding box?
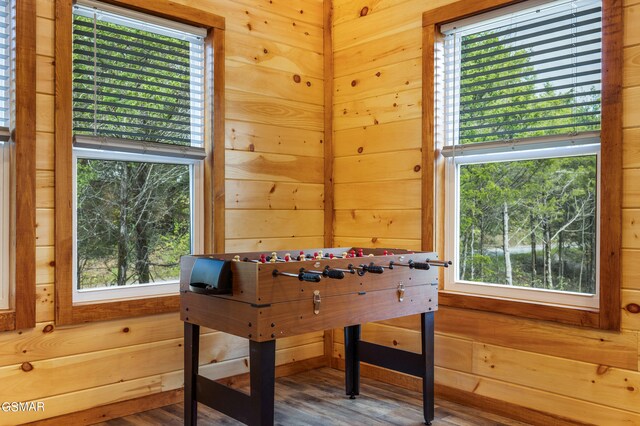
[95,368,529,426]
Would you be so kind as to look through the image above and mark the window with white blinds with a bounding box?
[441,0,602,309]
[72,0,205,150]
[441,0,601,155]
[71,0,206,301]
[0,0,10,310]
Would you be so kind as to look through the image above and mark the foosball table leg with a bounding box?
[249,340,276,425]
[184,322,200,426]
[421,312,435,425]
[344,324,361,399]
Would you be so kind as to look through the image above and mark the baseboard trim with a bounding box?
[332,358,586,426]
[24,356,327,426]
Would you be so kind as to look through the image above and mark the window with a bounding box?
[440,0,603,309]
[0,0,10,310]
[423,0,622,328]
[71,0,206,302]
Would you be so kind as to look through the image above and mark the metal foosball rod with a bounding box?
[330,264,358,275]
[426,259,452,268]
[301,267,345,280]
[272,269,322,282]
[389,260,431,270]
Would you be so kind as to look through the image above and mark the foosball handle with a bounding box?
[324,269,345,279]
[298,272,322,282]
[366,265,384,274]
[411,261,430,270]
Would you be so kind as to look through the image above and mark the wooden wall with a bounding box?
[331,0,640,424]
[0,0,325,424]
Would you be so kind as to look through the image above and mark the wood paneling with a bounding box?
[226,150,324,183]
[334,28,422,77]
[324,0,334,248]
[36,246,54,285]
[622,289,640,330]
[226,31,324,79]
[382,307,638,370]
[226,59,324,105]
[334,150,421,184]
[226,120,324,157]
[622,209,640,248]
[35,285,54,323]
[624,87,640,128]
[624,45,640,87]
[35,16,54,56]
[623,128,640,168]
[226,180,324,210]
[35,132,54,170]
[334,87,422,130]
[35,93,53,133]
[35,170,53,208]
[334,180,421,210]
[224,236,325,253]
[334,209,421,239]
[334,57,421,104]
[36,0,54,19]
[473,343,640,413]
[35,208,54,246]
[624,4,640,47]
[226,209,324,239]
[227,89,324,131]
[334,118,421,157]
[35,55,54,94]
[333,236,422,251]
[333,0,452,53]
[217,2,323,53]
[227,0,324,27]
[622,249,640,290]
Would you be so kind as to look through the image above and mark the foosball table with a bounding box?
[180,247,448,426]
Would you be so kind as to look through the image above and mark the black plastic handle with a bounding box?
[366,265,384,274]
[298,272,322,282]
[411,262,430,270]
[324,269,345,279]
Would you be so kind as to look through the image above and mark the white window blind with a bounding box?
[441,0,602,155]
[72,1,206,150]
[0,0,9,130]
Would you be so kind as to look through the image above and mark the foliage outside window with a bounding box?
[71,0,206,302]
[442,0,602,309]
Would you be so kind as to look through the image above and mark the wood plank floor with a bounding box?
[95,368,529,426]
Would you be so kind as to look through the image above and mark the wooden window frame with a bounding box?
[422,0,623,330]
[55,0,225,325]
[0,0,36,332]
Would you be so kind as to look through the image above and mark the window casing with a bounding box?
[71,0,206,303]
[440,0,603,310]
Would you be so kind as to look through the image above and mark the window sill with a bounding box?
[62,294,179,325]
[438,291,601,328]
